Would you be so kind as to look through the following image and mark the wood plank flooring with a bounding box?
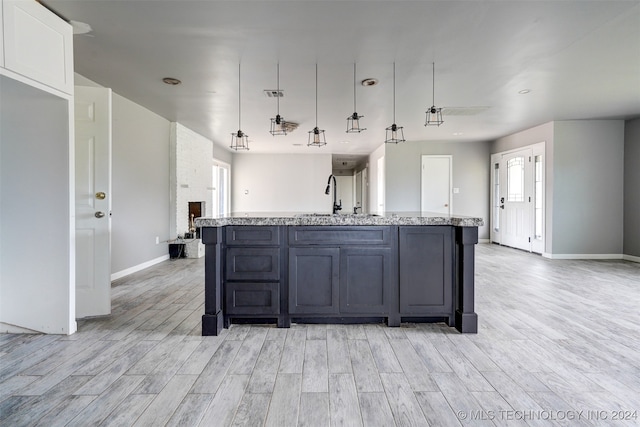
[1,244,639,426]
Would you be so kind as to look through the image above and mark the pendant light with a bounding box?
[270,63,287,136]
[385,62,405,144]
[230,63,249,150]
[308,63,327,147]
[346,63,365,133]
[425,62,444,126]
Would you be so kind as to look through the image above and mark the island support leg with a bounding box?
[202,227,224,336]
[455,227,478,333]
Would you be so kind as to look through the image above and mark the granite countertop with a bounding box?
[195,212,484,227]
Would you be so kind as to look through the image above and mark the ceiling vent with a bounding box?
[264,90,284,98]
[441,106,491,116]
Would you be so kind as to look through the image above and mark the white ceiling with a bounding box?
[45,0,640,160]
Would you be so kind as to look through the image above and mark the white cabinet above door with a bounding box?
[1,0,73,94]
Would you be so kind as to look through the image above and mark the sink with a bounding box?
[295,213,333,217]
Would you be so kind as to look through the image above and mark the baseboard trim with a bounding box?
[111,254,170,281]
[623,254,640,263]
[478,239,490,244]
[0,322,40,334]
[542,253,624,260]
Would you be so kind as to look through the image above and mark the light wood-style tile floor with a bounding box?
[1,244,639,426]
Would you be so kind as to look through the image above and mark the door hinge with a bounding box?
[528,237,531,242]
[529,156,532,162]
[529,196,531,202]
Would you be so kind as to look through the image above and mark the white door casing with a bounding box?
[421,155,452,215]
[75,86,112,318]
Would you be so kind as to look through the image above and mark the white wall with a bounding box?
[232,153,332,212]
[110,92,171,275]
[552,120,624,255]
[384,140,491,239]
[171,123,215,237]
[368,144,385,214]
[0,76,75,334]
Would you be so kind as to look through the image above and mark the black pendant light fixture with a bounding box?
[425,62,444,126]
[269,63,287,136]
[308,63,327,147]
[385,62,405,144]
[230,63,249,150]
[346,63,365,133]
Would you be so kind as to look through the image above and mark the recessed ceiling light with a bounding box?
[292,143,303,146]
[339,140,350,144]
[518,89,531,94]
[453,132,464,136]
[162,77,181,85]
[361,78,378,87]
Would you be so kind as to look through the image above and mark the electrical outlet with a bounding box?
[155,236,160,244]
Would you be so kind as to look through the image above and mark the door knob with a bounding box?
[500,205,505,210]
[96,192,106,200]
[95,211,105,218]
[444,204,449,207]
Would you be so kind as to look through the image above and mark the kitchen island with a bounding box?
[195,212,483,335]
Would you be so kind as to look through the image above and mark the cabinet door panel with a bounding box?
[225,282,279,315]
[289,247,339,314]
[399,227,453,314]
[226,247,280,281]
[340,248,390,313]
[2,0,73,94]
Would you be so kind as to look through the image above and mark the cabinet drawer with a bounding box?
[226,226,280,246]
[289,226,390,246]
[225,282,279,315]
[226,247,280,281]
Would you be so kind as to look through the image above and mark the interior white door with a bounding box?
[75,86,112,318]
[499,148,532,251]
[421,155,452,215]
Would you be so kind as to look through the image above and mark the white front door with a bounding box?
[421,155,452,215]
[75,86,112,318]
[499,148,532,251]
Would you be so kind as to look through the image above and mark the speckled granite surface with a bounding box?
[195,212,483,227]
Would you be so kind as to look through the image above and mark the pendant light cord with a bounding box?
[432,62,435,106]
[315,63,318,127]
[276,63,280,115]
[353,63,357,112]
[238,63,241,130]
[393,62,396,123]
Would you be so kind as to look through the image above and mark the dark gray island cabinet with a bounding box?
[197,213,482,335]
